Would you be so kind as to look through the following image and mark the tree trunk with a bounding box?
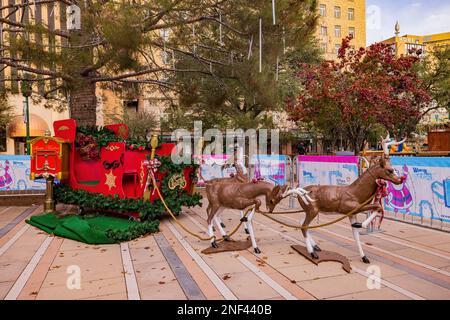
[69,78,97,127]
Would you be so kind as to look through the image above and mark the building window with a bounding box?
[348,8,354,20]
[349,27,355,38]
[319,4,326,16]
[334,6,341,18]
[334,25,341,37]
[320,43,327,53]
[320,26,327,36]
[335,44,341,53]
[124,100,138,116]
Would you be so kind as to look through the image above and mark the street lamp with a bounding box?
[20,73,32,155]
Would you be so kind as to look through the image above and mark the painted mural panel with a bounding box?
[297,156,359,187]
[0,155,46,190]
[251,155,287,185]
[385,157,450,222]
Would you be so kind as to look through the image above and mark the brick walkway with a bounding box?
[1,196,450,300]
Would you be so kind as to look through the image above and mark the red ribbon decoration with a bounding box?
[374,179,388,228]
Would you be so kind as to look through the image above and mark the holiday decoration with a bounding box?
[29,119,201,224]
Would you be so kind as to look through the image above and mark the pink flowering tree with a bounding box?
[287,36,430,152]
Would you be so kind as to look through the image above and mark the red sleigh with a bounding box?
[51,119,195,218]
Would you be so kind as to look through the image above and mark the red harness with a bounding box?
[374,179,389,228]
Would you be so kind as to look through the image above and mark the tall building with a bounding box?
[316,0,366,60]
[0,1,157,154]
[381,24,450,129]
[381,23,450,57]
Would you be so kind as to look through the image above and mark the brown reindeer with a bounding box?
[284,134,404,263]
[206,180,288,253]
[205,163,250,232]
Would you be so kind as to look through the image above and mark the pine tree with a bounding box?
[1,0,320,129]
[163,0,320,131]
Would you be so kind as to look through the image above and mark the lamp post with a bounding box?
[20,73,32,155]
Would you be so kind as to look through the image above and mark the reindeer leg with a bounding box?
[350,204,383,228]
[301,209,318,259]
[246,207,260,254]
[240,210,250,234]
[209,206,220,248]
[214,216,229,241]
[362,209,382,228]
[349,215,370,264]
[307,231,321,252]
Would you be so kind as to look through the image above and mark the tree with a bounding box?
[163,0,320,131]
[417,44,450,117]
[0,0,250,126]
[286,36,431,153]
[0,92,12,127]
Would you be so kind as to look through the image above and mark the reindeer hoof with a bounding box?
[310,252,319,259]
[254,247,261,254]
[362,256,370,264]
[223,236,230,241]
[245,228,250,234]
[212,226,216,232]
[211,241,218,248]
[313,245,321,252]
[220,222,226,228]
[351,222,362,228]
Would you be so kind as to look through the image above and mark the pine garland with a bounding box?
[106,220,160,242]
[77,125,156,150]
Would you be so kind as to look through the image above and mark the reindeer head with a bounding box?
[266,185,289,213]
[375,133,406,185]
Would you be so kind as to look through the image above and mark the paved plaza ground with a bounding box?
[1,195,450,300]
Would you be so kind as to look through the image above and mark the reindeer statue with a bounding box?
[283,134,405,263]
[204,162,250,232]
[205,180,287,253]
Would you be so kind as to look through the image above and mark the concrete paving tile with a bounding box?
[432,243,450,253]
[350,260,408,278]
[139,280,186,300]
[43,265,125,285]
[0,261,27,282]
[385,227,434,239]
[57,239,86,252]
[134,260,177,285]
[254,251,313,269]
[298,273,377,299]
[0,281,14,300]
[390,248,450,268]
[80,292,127,300]
[402,234,450,246]
[202,253,249,275]
[277,262,349,282]
[36,276,126,300]
[327,287,411,300]
[384,274,450,300]
[219,271,281,300]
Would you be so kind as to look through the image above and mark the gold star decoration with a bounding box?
[104,169,117,191]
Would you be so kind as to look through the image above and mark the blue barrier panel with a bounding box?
[0,155,46,191]
[386,157,450,222]
[251,154,287,185]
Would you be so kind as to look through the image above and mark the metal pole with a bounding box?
[25,95,30,155]
[288,156,294,209]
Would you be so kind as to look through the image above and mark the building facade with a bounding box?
[381,30,450,57]
[316,0,366,60]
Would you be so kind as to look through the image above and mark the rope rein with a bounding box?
[149,170,378,240]
[150,171,252,243]
[257,192,376,230]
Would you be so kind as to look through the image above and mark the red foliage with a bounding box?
[287,36,430,149]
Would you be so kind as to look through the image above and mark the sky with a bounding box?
[366,0,450,45]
